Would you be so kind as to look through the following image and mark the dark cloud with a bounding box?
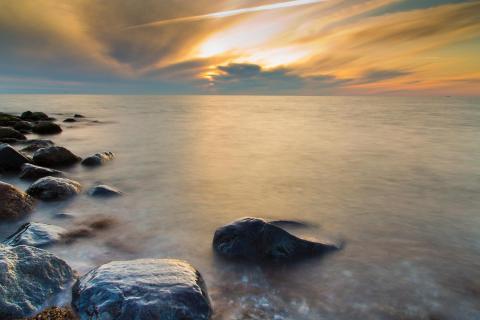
[359,69,412,83]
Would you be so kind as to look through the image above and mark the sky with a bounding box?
[0,0,479,95]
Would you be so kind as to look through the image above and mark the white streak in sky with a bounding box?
[126,0,328,29]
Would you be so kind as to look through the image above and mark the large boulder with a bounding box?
[32,121,62,135]
[0,182,35,220]
[81,152,115,167]
[3,222,67,248]
[88,185,122,198]
[0,127,26,141]
[213,217,340,261]
[21,111,49,121]
[0,244,75,319]
[0,144,31,171]
[20,163,64,181]
[0,113,21,126]
[72,259,212,320]
[26,177,81,201]
[33,146,81,167]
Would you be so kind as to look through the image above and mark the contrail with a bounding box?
[126,0,327,29]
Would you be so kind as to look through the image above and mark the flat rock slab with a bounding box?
[26,177,81,201]
[213,217,340,261]
[72,259,212,320]
[0,244,75,319]
[33,146,81,167]
[0,181,35,221]
[20,163,64,181]
[0,143,31,171]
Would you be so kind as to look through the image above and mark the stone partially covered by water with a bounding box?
[32,121,62,135]
[88,184,122,197]
[72,259,212,320]
[213,217,339,261]
[20,163,64,181]
[0,126,26,141]
[81,152,114,167]
[33,146,81,167]
[0,244,75,319]
[0,181,35,221]
[0,143,31,171]
[3,222,67,247]
[26,177,81,201]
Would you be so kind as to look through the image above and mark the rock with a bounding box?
[0,182,35,221]
[32,121,62,135]
[13,121,33,132]
[21,111,49,121]
[81,152,114,167]
[72,259,212,320]
[0,244,75,319]
[3,222,67,248]
[63,118,76,123]
[0,127,26,140]
[73,114,84,118]
[26,177,81,201]
[20,139,54,153]
[33,146,81,167]
[0,112,21,126]
[213,217,340,261]
[20,163,64,181]
[26,307,77,320]
[0,144,31,171]
[88,185,122,198]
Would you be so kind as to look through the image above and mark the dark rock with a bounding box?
[88,185,122,198]
[0,144,31,171]
[13,121,33,132]
[32,121,62,135]
[63,118,76,123]
[19,139,54,153]
[26,177,81,201]
[20,163,64,181]
[53,212,76,219]
[81,152,114,167]
[73,114,85,118]
[3,222,66,247]
[0,112,21,126]
[21,111,49,121]
[213,217,340,261]
[0,244,75,319]
[33,146,81,167]
[72,259,212,320]
[0,138,21,144]
[0,181,35,220]
[0,127,26,140]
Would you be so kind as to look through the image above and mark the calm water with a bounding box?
[1,95,480,319]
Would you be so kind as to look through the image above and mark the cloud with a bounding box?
[359,69,412,83]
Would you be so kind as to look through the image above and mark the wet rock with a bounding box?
[213,217,340,261]
[33,146,81,167]
[72,259,212,320]
[0,244,75,319]
[0,181,35,221]
[63,118,76,123]
[3,222,66,248]
[26,307,77,320]
[20,163,64,181]
[0,112,21,126]
[26,177,81,201]
[81,152,114,167]
[13,121,33,132]
[20,139,54,153]
[0,143,31,171]
[21,111,49,121]
[0,127,26,140]
[32,121,62,135]
[73,114,85,118]
[88,185,122,197]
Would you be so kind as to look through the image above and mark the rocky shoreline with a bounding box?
[0,111,341,319]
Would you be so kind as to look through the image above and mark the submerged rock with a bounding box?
[63,118,76,123]
[3,222,66,247]
[0,127,26,140]
[0,244,75,319]
[213,217,340,261]
[33,146,81,167]
[21,111,49,121]
[20,163,64,181]
[0,143,31,171]
[32,121,62,135]
[73,114,85,118]
[72,259,212,320]
[20,139,55,153]
[88,185,122,197]
[81,152,114,167]
[0,182,35,221]
[26,177,81,201]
